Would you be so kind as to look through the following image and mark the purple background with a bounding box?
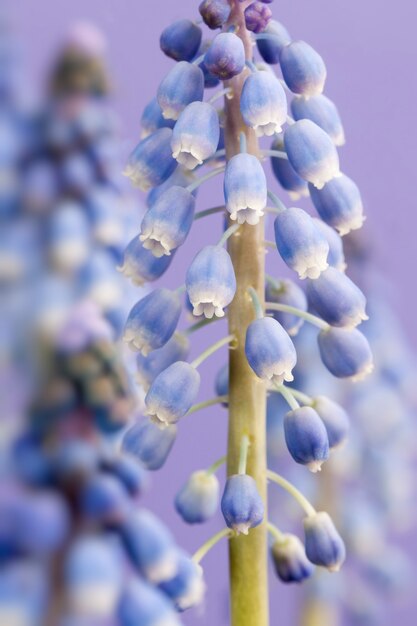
[14,1,417,624]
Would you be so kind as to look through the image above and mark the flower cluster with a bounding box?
[120,0,373,607]
[1,19,202,626]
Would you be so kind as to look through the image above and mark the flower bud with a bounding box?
[80,473,130,525]
[265,278,308,336]
[171,101,220,169]
[313,395,350,449]
[123,288,181,355]
[271,534,315,583]
[274,207,329,279]
[307,267,367,328]
[65,536,122,617]
[245,2,272,33]
[221,474,264,534]
[186,245,236,318]
[312,218,346,271]
[160,19,202,62]
[140,97,174,138]
[291,94,345,146]
[103,455,148,497]
[145,361,201,427]
[270,138,308,200]
[284,406,329,472]
[121,510,178,583]
[175,471,220,524]
[257,20,292,64]
[309,173,364,235]
[317,326,373,381]
[157,61,204,121]
[240,71,287,136]
[280,40,326,96]
[199,0,231,30]
[122,418,177,470]
[224,152,267,224]
[303,511,346,571]
[160,551,206,612]
[245,316,297,385]
[124,128,177,191]
[136,333,190,391]
[284,119,340,189]
[118,236,174,286]
[204,32,245,79]
[140,186,195,257]
[118,578,182,626]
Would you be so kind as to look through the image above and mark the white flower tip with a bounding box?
[307,460,325,473]
[233,523,250,535]
[350,361,374,383]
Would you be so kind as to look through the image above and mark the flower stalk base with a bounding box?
[226,2,269,625]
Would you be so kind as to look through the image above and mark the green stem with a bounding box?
[192,528,232,564]
[187,165,225,193]
[238,434,250,474]
[194,205,225,220]
[186,395,228,416]
[208,87,232,105]
[267,189,287,212]
[265,302,329,330]
[274,384,300,411]
[247,286,264,319]
[267,469,316,517]
[225,3,269,625]
[190,334,235,369]
[207,455,227,475]
[185,316,218,335]
[290,388,313,405]
[218,223,241,247]
[267,521,285,543]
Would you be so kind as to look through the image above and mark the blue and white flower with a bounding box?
[204,32,245,79]
[245,316,297,385]
[221,474,264,534]
[175,471,220,524]
[124,128,177,191]
[303,511,346,572]
[284,119,340,189]
[317,326,374,381]
[122,418,178,470]
[284,406,330,472]
[140,186,195,257]
[160,19,202,62]
[121,509,178,583]
[118,236,174,286]
[186,245,236,318]
[307,267,368,328]
[224,153,267,225]
[144,361,201,427]
[171,101,220,170]
[274,207,329,279]
[271,534,315,583]
[140,97,174,138]
[160,551,206,612]
[157,61,205,121]
[199,0,231,30]
[312,218,346,271]
[240,70,287,136]
[309,173,364,235]
[123,289,181,355]
[280,40,326,96]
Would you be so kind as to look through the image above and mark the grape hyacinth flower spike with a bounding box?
[118,3,373,624]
